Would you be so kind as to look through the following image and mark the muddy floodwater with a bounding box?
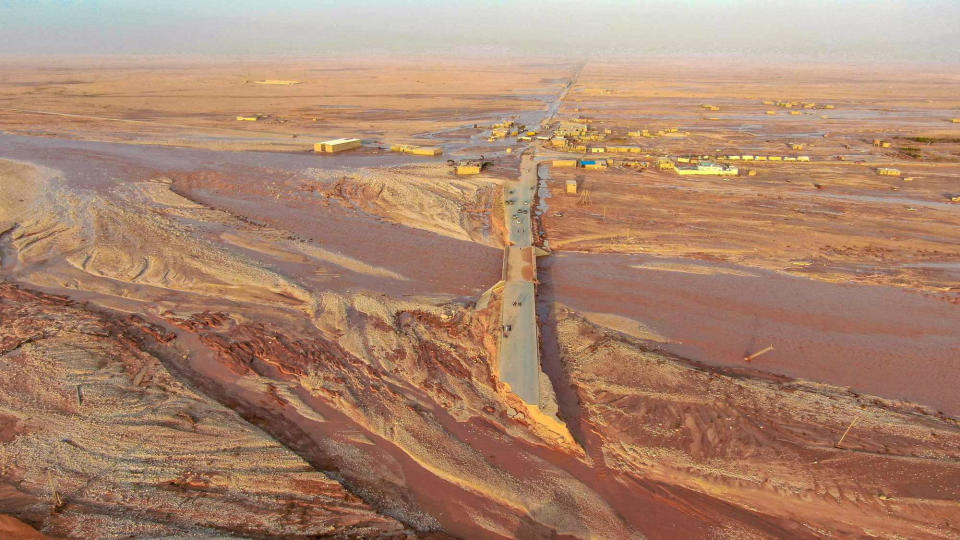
[0,132,441,189]
[0,133,502,298]
[540,252,960,417]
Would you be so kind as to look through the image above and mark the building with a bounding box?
[315,138,362,153]
[390,144,442,156]
[456,164,482,175]
[605,146,642,153]
[656,158,675,171]
[797,156,810,161]
[676,162,738,176]
[877,167,901,176]
[552,159,578,168]
[565,180,578,194]
[455,159,487,175]
[411,146,442,156]
[790,143,805,150]
[615,159,649,169]
[236,115,261,121]
[580,159,608,170]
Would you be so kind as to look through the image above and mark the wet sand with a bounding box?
[540,252,960,417]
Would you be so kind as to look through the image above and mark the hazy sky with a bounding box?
[2,0,959,64]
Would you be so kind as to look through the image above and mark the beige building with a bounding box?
[390,144,442,156]
[565,180,578,194]
[456,164,482,175]
[315,138,362,153]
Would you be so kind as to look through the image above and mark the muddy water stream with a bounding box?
[0,132,437,189]
[541,251,960,417]
[0,132,503,298]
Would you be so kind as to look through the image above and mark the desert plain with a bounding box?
[0,56,958,539]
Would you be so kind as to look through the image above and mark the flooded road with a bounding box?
[540,251,960,417]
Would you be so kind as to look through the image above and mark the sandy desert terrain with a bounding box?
[1,58,958,539]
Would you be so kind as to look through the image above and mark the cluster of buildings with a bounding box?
[717,154,810,162]
[315,139,449,158]
[488,119,529,141]
[551,141,644,154]
[252,80,301,86]
[552,158,648,171]
[675,161,739,176]
[764,100,833,110]
[548,119,676,153]
[627,127,687,138]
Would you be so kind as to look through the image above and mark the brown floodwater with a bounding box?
[0,133,502,298]
[540,252,960,417]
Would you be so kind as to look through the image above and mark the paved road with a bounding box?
[496,64,583,406]
[497,154,542,405]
